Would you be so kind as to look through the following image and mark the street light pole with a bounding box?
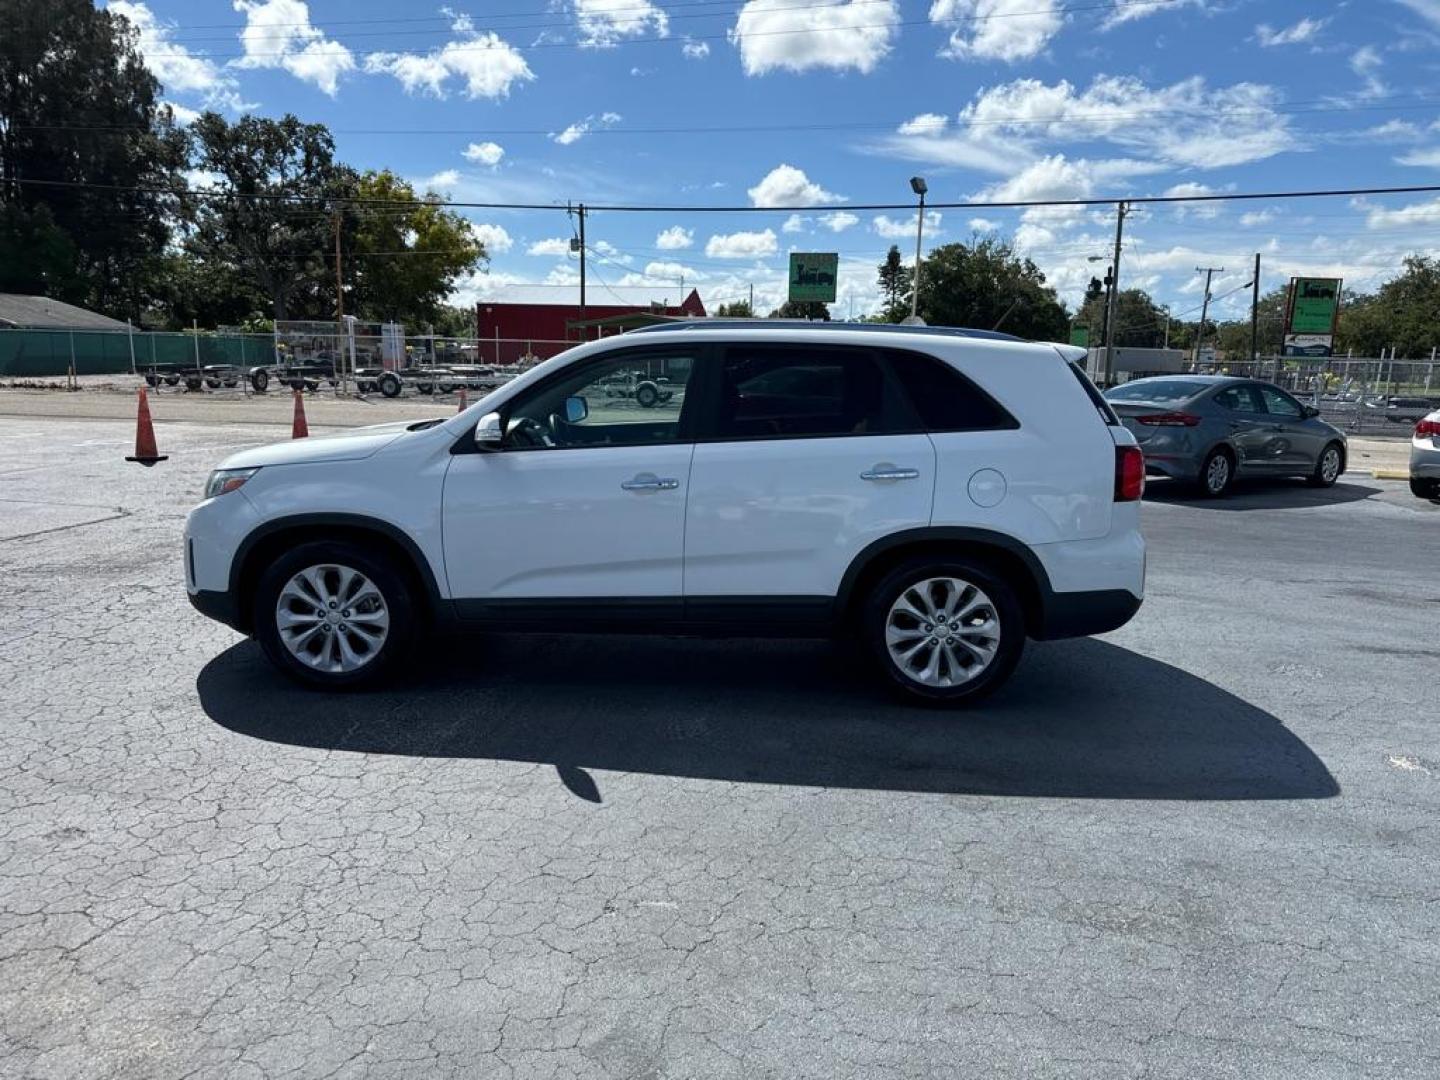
[1103,201,1128,388]
[909,176,927,323]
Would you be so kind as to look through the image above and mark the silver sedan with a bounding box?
[1412,409,1440,500]
[1104,376,1348,498]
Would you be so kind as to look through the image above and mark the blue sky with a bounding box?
[105,0,1440,324]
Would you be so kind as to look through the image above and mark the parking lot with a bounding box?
[2,402,1438,1078]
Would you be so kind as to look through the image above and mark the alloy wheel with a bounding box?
[1206,454,1231,494]
[275,564,390,673]
[885,576,1001,688]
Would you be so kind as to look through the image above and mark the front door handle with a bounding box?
[860,465,921,482]
[621,473,679,492]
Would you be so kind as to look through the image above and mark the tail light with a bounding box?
[1133,411,1202,427]
[1115,445,1145,502]
[1416,418,1440,438]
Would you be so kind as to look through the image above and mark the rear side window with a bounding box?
[1105,379,1209,403]
[884,350,1018,432]
[711,346,915,439]
[1067,362,1118,425]
[1214,385,1266,413]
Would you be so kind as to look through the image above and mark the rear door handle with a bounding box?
[621,473,679,492]
[860,466,921,482]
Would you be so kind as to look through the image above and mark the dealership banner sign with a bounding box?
[788,253,839,304]
[1283,277,1342,356]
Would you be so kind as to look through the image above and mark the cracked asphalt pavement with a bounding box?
[1,413,1438,1078]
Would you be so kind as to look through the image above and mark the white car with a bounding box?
[1412,409,1440,500]
[186,322,1146,705]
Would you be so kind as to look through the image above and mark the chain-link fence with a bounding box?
[1184,357,1439,433]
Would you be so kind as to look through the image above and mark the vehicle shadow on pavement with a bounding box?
[1144,478,1377,511]
[199,636,1338,802]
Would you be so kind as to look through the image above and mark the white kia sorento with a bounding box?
[186,322,1145,705]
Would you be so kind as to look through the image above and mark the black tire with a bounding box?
[289,378,305,391]
[205,378,221,389]
[862,556,1025,707]
[635,381,660,408]
[1411,478,1440,500]
[378,372,403,398]
[164,375,180,386]
[250,369,270,393]
[252,541,416,690]
[417,382,434,395]
[143,373,160,388]
[1307,442,1344,488]
[1197,447,1234,498]
[185,376,203,392]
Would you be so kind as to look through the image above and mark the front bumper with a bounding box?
[189,588,245,633]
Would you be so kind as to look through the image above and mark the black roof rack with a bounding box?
[626,319,1026,343]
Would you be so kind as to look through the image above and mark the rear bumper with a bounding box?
[1411,442,1440,478]
[1034,589,1143,641]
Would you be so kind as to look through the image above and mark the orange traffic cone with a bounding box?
[125,386,168,466]
[457,388,468,414]
[291,388,309,439]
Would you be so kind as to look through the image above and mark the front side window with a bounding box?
[1258,386,1303,418]
[503,351,694,449]
[711,346,914,440]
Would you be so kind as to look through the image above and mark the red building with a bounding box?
[475,285,706,365]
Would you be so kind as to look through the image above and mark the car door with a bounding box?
[442,347,699,608]
[683,343,935,605]
[1257,384,1324,470]
[1213,384,1282,472]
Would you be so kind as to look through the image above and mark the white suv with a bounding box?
[186,323,1145,705]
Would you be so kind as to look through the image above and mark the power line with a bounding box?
[12,176,1440,213]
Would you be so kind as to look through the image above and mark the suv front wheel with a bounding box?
[253,541,415,689]
[863,556,1025,706]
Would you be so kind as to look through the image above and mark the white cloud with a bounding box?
[931,0,1060,63]
[364,11,533,100]
[110,2,253,111]
[552,112,622,145]
[1365,196,1440,228]
[682,38,711,59]
[969,217,999,231]
[641,260,706,281]
[897,113,949,136]
[748,164,843,207]
[573,0,668,48]
[1239,209,1277,227]
[959,75,1296,169]
[782,214,809,234]
[1164,182,1222,219]
[528,237,574,256]
[705,229,779,258]
[471,223,513,254]
[1397,147,1440,167]
[872,211,942,239]
[1349,45,1386,100]
[819,211,860,232]
[462,141,505,167]
[655,226,694,250]
[1103,0,1203,29]
[420,169,461,194]
[166,102,202,125]
[1255,17,1329,46]
[730,0,899,75]
[233,0,356,96]
[1393,0,1440,27]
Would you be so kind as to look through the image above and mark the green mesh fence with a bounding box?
[0,330,275,377]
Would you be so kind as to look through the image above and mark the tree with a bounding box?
[714,299,754,317]
[768,299,830,320]
[1335,256,1440,357]
[349,170,485,326]
[876,245,912,322]
[184,113,352,322]
[0,0,186,314]
[914,235,1068,341]
[1074,288,1170,349]
[430,304,478,338]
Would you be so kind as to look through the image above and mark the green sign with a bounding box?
[1287,277,1342,335]
[788,252,839,303]
[1069,326,1090,348]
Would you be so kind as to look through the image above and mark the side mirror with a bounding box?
[474,411,504,449]
[564,395,589,424]
[1302,405,1321,419]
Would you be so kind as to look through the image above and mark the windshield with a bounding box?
[1105,379,1209,404]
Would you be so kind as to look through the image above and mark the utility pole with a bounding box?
[1250,252,1262,372]
[1194,266,1223,367]
[569,203,587,340]
[1102,201,1128,388]
[748,282,754,315]
[333,207,345,389]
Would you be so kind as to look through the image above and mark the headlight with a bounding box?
[204,467,259,499]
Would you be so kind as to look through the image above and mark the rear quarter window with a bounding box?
[883,349,1018,432]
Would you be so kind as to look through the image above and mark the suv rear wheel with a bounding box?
[863,556,1025,706]
[253,541,415,689]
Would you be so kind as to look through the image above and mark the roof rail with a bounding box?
[626,319,1025,343]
